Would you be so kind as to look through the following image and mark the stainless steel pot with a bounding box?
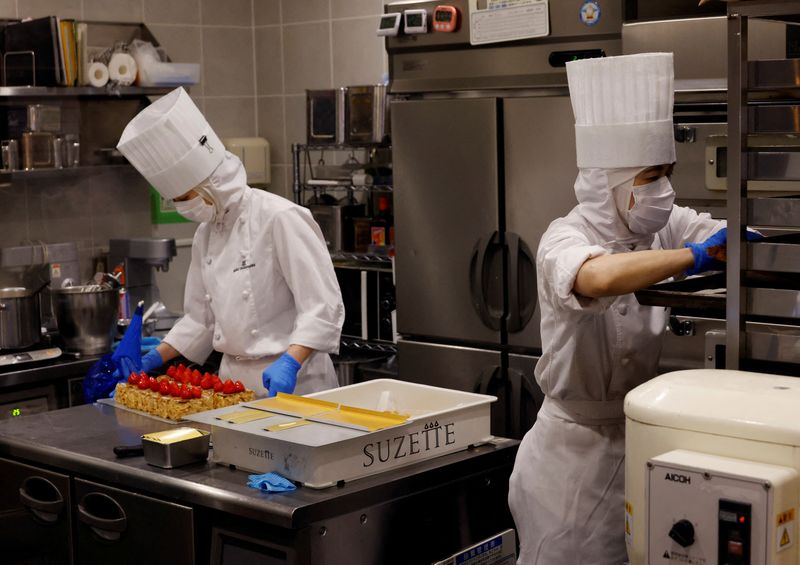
[0,287,41,349]
[52,287,118,355]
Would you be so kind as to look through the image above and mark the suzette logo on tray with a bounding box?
[362,420,456,468]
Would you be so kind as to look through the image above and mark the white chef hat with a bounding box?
[566,53,676,169]
[117,87,224,200]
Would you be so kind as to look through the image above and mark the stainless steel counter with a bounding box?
[0,403,519,531]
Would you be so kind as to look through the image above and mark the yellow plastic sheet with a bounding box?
[216,408,276,424]
[311,406,409,432]
[142,427,204,444]
[249,393,339,418]
[264,420,312,432]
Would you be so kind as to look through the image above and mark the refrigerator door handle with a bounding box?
[469,231,502,330]
[509,367,542,438]
[474,365,503,395]
[506,231,537,333]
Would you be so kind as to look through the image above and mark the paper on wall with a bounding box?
[470,0,549,46]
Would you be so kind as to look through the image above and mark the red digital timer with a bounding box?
[433,5,458,32]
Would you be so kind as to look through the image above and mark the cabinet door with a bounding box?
[391,98,503,346]
[504,96,580,351]
[0,458,72,564]
[74,478,194,565]
[397,340,512,437]
[507,354,545,439]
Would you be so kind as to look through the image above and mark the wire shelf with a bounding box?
[340,338,397,353]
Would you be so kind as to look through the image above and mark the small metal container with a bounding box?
[27,104,61,132]
[306,88,347,145]
[345,85,387,144]
[1,139,19,170]
[21,131,55,169]
[142,429,211,469]
[52,286,118,355]
[0,287,41,349]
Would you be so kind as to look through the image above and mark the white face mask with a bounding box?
[175,195,215,223]
[626,176,675,234]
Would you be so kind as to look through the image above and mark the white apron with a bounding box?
[509,398,626,565]
[219,351,338,397]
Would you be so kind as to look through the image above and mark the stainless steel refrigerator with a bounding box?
[386,0,623,439]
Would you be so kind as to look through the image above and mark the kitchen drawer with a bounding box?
[0,457,72,564]
[74,478,194,565]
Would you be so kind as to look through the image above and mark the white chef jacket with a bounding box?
[509,168,723,565]
[164,152,345,395]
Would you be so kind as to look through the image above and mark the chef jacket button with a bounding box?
[621,357,630,366]
[235,355,242,361]
[240,250,247,257]
[206,258,212,265]
[205,294,211,302]
[618,304,627,316]
[242,290,250,299]
[214,334,221,341]
[250,329,259,336]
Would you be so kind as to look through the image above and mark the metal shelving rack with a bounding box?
[727,0,800,373]
[291,142,394,270]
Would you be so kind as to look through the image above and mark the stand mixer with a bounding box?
[108,238,179,331]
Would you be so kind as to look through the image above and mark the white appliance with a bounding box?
[221,137,270,187]
[625,369,800,565]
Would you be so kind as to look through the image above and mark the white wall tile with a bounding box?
[257,96,287,164]
[144,0,201,25]
[332,18,385,87]
[84,0,143,23]
[283,23,331,94]
[202,0,252,26]
[203,27,255,96]
[205,97,257,138]
[0,0,16,18]
[255,26,283,95]
[284,95,306,153]
[331,0,380,19]
[254,0,280,26]
[281,0,328,23]
[268,165,290,200]
[18,0,81,19]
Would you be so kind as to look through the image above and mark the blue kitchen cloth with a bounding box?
[247,472,297,493]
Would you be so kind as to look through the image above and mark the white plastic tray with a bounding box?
[185,379,496,489]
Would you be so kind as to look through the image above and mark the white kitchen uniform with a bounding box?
[163,152,344,395]
[117,88,344,396]
[508,169,722,565]
[507,53,724,565]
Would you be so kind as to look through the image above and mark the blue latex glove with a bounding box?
[684,228,762,276]
[247,472,297,493]
[112,347,163,382]
[262,352,301,397]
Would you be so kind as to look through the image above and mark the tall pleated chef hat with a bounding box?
[117,87,224,200]
[566,52,676,169]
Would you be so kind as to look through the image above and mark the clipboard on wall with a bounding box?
[3,16,64,86]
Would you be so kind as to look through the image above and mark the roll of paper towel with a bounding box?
[87,62,109,87]
[108,53,137,86]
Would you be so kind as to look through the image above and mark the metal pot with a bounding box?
[52,287,118,355]
[0,287,42,349]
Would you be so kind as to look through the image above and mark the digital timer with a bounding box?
[377,12,402,37]
[403,9,428,34]
[433,6,458,32]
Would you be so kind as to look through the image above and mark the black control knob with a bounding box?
[669,519,695,548]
